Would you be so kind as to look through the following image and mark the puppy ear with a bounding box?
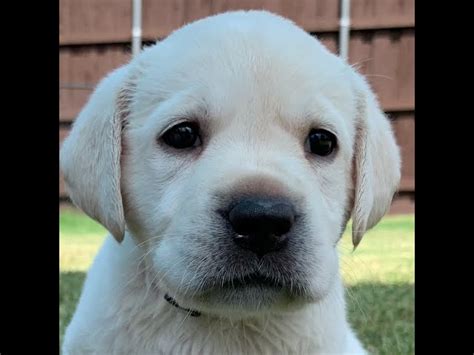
[351,74,401,249]
[60,65,132,243]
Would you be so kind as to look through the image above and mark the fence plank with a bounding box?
[390,112,414,192]
[389,194,414,214]
[351,0,414,29]
[60,45,131,121]
[349,29,414,111]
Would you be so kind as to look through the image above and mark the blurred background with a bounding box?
[59,1,414,353]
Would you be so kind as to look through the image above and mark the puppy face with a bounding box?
[60,11,400,317]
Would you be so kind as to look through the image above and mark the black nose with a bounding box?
[227,197,295,256]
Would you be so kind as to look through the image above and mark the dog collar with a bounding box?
[164,294,201,317]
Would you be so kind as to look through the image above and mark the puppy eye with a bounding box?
[305,129,337,156]
[161,122,201,149]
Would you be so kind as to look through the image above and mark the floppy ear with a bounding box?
[60,65,132,243]
[351,74,401,248]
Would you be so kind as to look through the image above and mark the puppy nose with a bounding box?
[228,197,295,256]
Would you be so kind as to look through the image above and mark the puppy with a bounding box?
[60,10,400,354]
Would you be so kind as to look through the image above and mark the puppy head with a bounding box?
[60,11,400,316]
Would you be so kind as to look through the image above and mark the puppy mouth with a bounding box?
[163,272,306,316]
[163,273,285,317]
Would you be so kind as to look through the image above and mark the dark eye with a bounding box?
[161,122,201,149]
[306,129,337,156]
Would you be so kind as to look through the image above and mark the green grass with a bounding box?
[60,210,414,354]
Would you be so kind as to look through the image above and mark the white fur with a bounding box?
[61,10,400,354]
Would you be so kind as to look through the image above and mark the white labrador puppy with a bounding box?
[61,10,400,355]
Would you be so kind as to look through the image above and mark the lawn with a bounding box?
[60,209,414,354]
